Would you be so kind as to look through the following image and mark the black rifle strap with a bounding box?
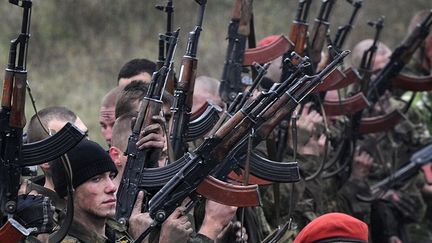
[248,13,258,81]
[266,133,280,226]
[48,155,74,243]
[240,130,254,239]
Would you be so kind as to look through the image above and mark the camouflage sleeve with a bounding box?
[331,177,372,224]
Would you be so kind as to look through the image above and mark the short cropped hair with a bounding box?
[115,80,174,118]
[27,106,77,143]
[111,112,136,152]
[117,58,156,83]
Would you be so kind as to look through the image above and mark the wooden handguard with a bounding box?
[359,109,403,134]
[313,68,346,92]
[228,170,272,185]
[323,92,369,116]
[196,176,261,207]
[243,35,293,65]
[315,67,361,92]
[391,73,432,91]
[9,72,27,128]
[1,70,13,108]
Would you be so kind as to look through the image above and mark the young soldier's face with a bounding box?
[74,171,117,218]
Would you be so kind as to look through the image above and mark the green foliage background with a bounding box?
[0,0,430,148]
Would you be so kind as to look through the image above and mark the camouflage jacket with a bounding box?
[60,218,134,243]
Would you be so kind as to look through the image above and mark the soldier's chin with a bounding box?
[106,208,116,218]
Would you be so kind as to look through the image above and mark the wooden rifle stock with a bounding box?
[289,0,312,59]
[358,109,403,134]
[308,0,336,69]
[323,92,369,116]
[169,0,206,160]
[391,73,432,91]
[1,71,13,109]
[10,72,27,128]
[243,35,293,65]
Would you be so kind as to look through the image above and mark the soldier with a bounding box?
[293,212,368,243]
[51,139,154,242]
[114,80,173,166]
[99,86,122,147]
[349,35,431,242]
[109,112,241,243]
[25,106,88,197]
[117,58,156,86]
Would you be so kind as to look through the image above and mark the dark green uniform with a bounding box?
[59,218,134,243]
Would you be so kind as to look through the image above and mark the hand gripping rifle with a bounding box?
[169,0,206,161]
[219,50,351,183]
[219,0,253,104]
[140,53,352,240]
[115,30,179,226]
[130,54,349,239]
[0,0,85,240]
[210,52,349,183]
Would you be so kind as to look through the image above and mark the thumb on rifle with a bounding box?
[132,190,145,215]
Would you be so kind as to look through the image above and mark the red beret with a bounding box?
[293,213,368,243]
[257,35,280,47]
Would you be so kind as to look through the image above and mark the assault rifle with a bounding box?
[332,0,362,51]
[369,143,432,197]
[142,51,350,241]
[289,0,311,59]
[169,0,206,161]
[367,10,432,104]
[219,0,253,104]
[0,0,85,241]
[115,30,179,226]
[308,0,336,71]
[311,0,362,91]
[156,0,176,94]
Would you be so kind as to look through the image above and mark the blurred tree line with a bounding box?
[0,0,430,147]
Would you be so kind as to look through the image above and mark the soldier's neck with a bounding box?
[74,209,107,237]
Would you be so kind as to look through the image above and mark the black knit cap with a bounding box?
[51,139,118,198]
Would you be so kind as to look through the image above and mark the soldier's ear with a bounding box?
[108,146,122,168]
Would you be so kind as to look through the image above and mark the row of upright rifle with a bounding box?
[115,0,432,241]
[1,0,432,242]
